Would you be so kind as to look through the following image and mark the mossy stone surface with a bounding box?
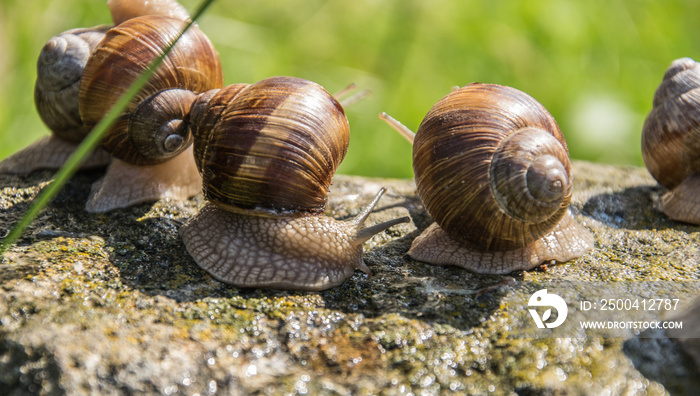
[1,161,699,395]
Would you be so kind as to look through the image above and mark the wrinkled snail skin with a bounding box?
[181,77,410,291]
[0,26,112,175]
[383,82,593,274]
[84,145,202,213]
[180,188,408,291]
[642,57,700,224]
[1,0,223,214]
[78,1,223,212]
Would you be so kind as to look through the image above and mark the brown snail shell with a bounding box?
[107,0,191,25]
[382,82,593,274]
[34,26,110,143]
[642,57,700,224]
[78,1,223,212]
[180,76,410,290]
[0,26,112,175]
[80,14,223,166]
[1,0,222,214]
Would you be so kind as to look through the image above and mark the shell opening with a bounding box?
[128,89,196,163]
[526,155,568,203]
[490,127,572,225]
[162,122,186,152]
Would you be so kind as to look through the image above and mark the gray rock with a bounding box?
[1,161,699,395]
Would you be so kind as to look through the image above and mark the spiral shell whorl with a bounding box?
[128,88,197,160]
[642,57,700,189]
[191,77,350,216]
[79,15,223,165]
[413,83,572,251]
[34,26,109,142]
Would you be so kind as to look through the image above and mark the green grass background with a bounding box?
[1,0,698,178]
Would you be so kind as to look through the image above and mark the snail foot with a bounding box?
[0,135,110,175]
[84,145,201,212]
[180,188,409,291]
[659,174,700,225]
[407,213,593,274]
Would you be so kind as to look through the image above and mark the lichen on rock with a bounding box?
[1,162,699,394]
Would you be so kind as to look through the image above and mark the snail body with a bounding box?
[381,83,593,274]
[1,0,224,212]
[642,57,700,224]
[82,1,223,212]
[0,26,112,175]
[180,77,409,291]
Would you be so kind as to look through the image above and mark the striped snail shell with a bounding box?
[0,26,112,175]
[80,14,223,166]
[382,83,593,274]
[1,0,206,176]
[107,0,191,25]
[642,57,700,224]
[180,76,410,291]
[77,0,223,212]
[1,0,222,214]
[34,26,111,143]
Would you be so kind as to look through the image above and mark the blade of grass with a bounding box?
[0,0,216,255]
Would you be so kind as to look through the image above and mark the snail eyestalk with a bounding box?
[333,83,357,99]
[379,112,415,144]
[350,187,411,246]
[181,77,410,290]
[333,83,371,108]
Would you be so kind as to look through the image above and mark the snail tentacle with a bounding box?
[180,189,406,291]
[381,82,593,273]
[350,187,411,246]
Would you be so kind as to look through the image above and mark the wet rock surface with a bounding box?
[1,161,699,395]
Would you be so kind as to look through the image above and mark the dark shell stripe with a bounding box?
[79,15,222,165]
[195,77,349,215]
[643,60,700,190]
[413,83,572,251]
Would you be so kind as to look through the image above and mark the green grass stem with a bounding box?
[0,0,216,254]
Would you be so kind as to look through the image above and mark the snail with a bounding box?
[380,82,593,274]
[641,57,700,224]
[180,76,410,291]
[0,26,112,175]
[0,0,224,213]
[80,3,223,212]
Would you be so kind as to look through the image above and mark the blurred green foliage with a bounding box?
[1,0,699,178]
